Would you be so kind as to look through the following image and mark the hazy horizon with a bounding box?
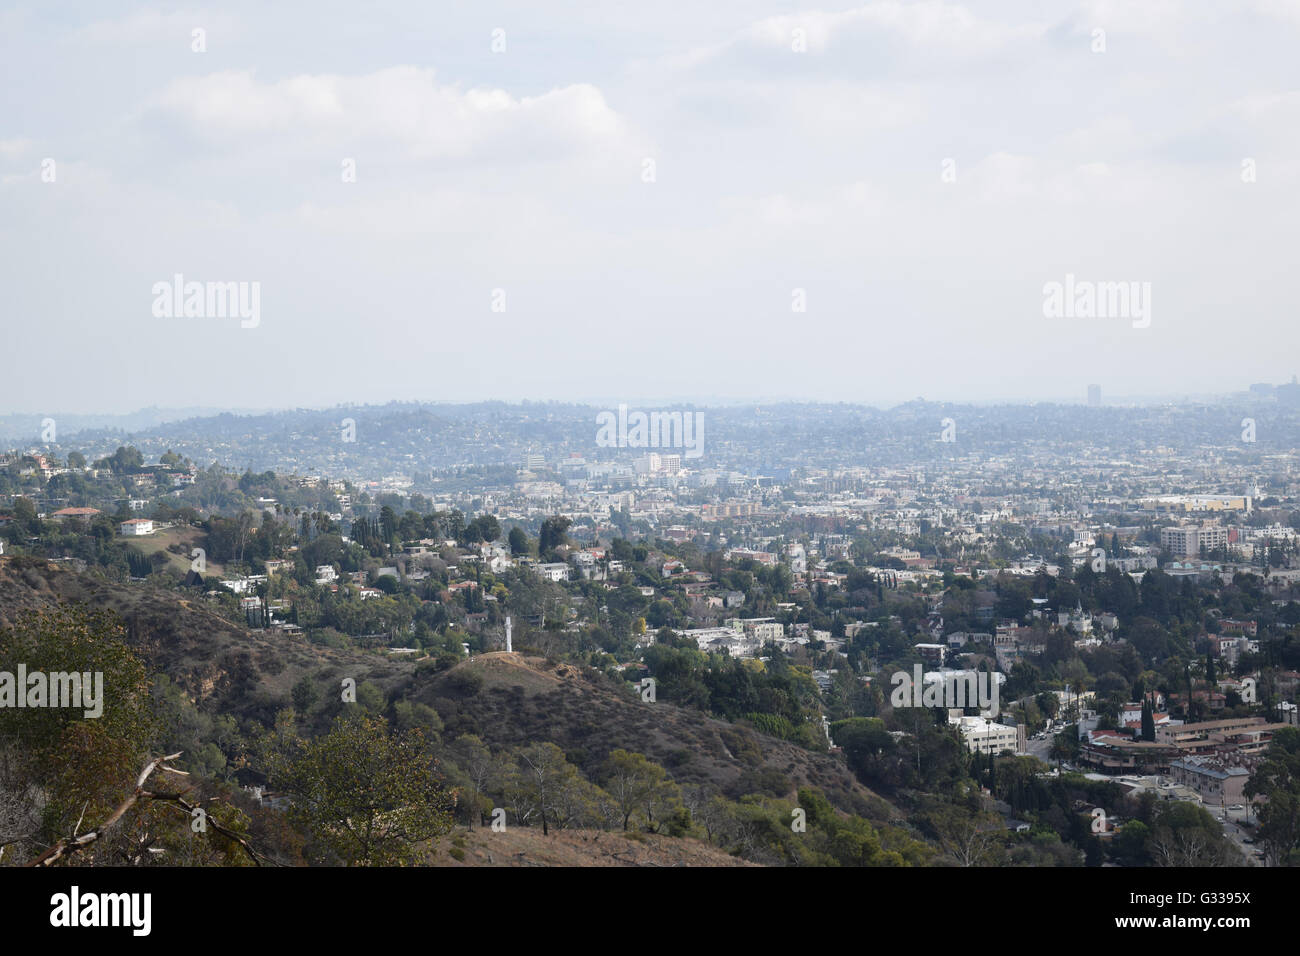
[0,379,1293,423]
[2,377,1300,437]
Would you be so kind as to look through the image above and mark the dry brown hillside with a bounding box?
[0,556,410,724]
[416,652,899,822]
[431,826,758,867]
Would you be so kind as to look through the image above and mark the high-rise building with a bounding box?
[1087,384,1102,407]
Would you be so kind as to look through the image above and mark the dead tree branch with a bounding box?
[25,752,277,868]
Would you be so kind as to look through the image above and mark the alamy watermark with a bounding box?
[50,886,150,936]
[152,274,260,328]
[1042,273,1150,329]
[890,664,999,717]
[595,404,704,459]
[0,666,103,718]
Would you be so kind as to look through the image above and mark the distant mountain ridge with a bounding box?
[5,397,1299,482]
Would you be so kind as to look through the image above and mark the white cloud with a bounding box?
[148,67,637,164]
[2,1,1299,409]
[667,1,1042,69]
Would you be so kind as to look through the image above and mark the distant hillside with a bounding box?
[0,556,409,728]
[11,397,1298,479]
[0,406,265,445]
[414,652,897,822]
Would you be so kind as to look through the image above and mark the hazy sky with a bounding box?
[3,1,1299,414]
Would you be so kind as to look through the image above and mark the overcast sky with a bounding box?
[3,1,1298,414]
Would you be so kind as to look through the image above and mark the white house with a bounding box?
[119,518,154,536]
[534,562,571,582]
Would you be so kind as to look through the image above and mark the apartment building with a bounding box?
[1160,524,1231,557]
[1155,716,1269,747]
[951,716,1021,755]
[1079,737,1179,773]
[726,617,784,643]
[1169,756,1252,805]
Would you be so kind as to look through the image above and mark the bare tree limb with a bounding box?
[25,752,278,868]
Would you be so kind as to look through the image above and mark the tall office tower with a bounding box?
[1087,384,1101,407]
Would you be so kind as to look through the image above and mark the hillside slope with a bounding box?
[0,557,409,725]
[0,557,899,825]
[414,652,897,821]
